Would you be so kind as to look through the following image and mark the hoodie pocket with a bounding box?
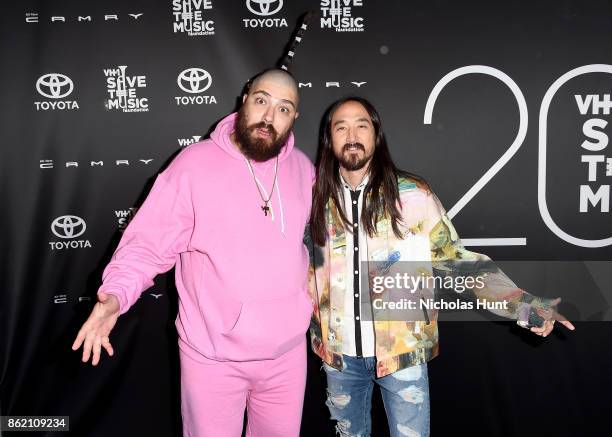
[215,291,314,361]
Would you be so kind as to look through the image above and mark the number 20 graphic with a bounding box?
[424,64,612,248]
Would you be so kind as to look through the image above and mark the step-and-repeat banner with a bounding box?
[2,1,611,436]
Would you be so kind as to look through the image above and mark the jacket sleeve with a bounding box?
[97,168,194,314]
[426,191,557,327]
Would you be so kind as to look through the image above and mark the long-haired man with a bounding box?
[307,96,574,437]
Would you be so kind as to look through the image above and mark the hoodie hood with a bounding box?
[210,111,295,164]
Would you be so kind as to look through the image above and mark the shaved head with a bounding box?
[249,68,299,107]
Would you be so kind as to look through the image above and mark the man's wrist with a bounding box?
[98,289,124,313]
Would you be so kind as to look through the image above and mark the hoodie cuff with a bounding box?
[97,287,129,315]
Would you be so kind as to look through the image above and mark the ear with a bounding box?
[242,94,247,103]
[295,111,300,120]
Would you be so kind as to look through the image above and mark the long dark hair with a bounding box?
[310,96,428,246]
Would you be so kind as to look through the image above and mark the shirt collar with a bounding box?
[339,169,369,192]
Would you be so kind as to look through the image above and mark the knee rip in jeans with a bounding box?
[397,385,426,404]
[334,419,361,437]
[397,423,421,437]
[325,388,351,410]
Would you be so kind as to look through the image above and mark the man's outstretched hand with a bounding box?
[71,291,120,365]
[529,297,575,337]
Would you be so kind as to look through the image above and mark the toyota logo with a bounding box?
[246,0,283,16]
[177,68,212,94]
[51,215,86,239]
[36,73,74,99]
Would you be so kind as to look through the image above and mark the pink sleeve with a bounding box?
[311,161,316,186]
[97,170,194,314]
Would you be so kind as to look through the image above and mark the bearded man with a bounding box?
[307,96,574,437]
[72,69,315,437]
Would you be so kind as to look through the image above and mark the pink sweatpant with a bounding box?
[179,339,307,437]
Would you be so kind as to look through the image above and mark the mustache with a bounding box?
[342,142,365,152]
[249,121,278,137]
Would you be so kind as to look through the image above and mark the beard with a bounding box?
[336,142,373,171]
[234,107,292,162]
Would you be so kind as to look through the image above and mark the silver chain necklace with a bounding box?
[245,154,279,216]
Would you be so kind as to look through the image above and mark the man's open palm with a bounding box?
[71,292,120,366]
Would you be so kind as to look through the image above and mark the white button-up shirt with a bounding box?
[339,172,375,357]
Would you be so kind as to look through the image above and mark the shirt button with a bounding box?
[353,200,357,204]
[354,270,359,274]
[354,247,359,251]
[355,316,360,320]
[354,293,359,297]
[353,223,358,227]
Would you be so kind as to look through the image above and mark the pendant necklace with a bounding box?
[245,155,279,216]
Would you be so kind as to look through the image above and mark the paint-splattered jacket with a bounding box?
[306,176,556,378]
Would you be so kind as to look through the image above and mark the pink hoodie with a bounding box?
[98,112,315,362]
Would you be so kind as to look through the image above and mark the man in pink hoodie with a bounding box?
[71,69,315,437]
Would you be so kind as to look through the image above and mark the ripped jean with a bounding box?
[323,355,430,437]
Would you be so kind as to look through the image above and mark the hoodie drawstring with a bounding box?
[276,175,286,237]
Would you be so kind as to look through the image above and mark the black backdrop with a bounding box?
[2,1,612,436]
